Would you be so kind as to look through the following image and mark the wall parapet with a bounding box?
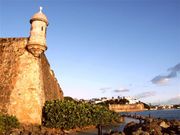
[0,37,28,43]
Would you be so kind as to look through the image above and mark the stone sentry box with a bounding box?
[0,8,63,124]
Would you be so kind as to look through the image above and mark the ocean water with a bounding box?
[125,109,180,120]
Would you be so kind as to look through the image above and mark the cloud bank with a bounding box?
[113,89,129,93]
[151,75,170,85]
[166,95,180,104]
[151,63,180,85]
[99,87,111,93]
[134,91,156,99]
[99,87,130,93]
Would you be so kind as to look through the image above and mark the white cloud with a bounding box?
[134,91,156,99]
[151,75,170,85]
[166,95,180,104]
[168,63,180,73]
[151,63,180,85]
[99,87,111,93]
[113,89,129,93]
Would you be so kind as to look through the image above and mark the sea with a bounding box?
[124,109,180,120]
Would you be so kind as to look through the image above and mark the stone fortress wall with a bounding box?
[109,103,145,112]
[41,52,63,101]
[0,38,63,124]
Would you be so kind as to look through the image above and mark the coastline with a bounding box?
[126,109,180,120]
[75,109,180,134]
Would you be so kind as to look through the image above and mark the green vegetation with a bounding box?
[64,96,76,102]
[42,100,120,130]
[98,98,130,107]
[139,102,150,110]
[0,114,19,133]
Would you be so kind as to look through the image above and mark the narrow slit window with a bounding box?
[45,28,47,37]
[41,27,43,31]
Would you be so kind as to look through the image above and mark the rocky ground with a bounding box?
[1,125,64,135]
[106,118,180,135]
[1,118,180,135]
[123,119,180,135]
[1,125,97,135]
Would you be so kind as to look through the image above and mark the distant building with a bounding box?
[125,96,139,104]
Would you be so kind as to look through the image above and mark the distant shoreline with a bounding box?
[124,109,180,120]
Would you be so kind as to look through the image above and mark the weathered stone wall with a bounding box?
[109,103,144,112]
[0,38,63,124]
[0,38,27,114]
[41,54,63,101]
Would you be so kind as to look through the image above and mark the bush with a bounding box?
[0,114,20,133]
[98,98,130,106]
[42,100,120,129]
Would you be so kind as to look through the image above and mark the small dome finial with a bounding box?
[30,6,48,25]
[39,6,43,13]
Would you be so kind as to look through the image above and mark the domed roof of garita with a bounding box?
[30,7,48,25]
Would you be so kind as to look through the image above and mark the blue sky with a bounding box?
[0,0,180,104]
